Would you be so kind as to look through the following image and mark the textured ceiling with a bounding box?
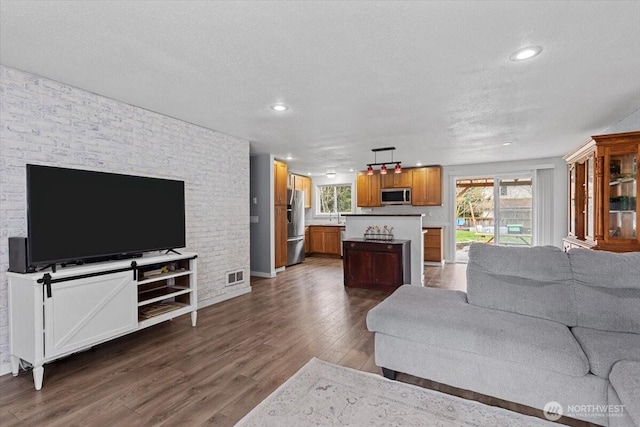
[1,1,639,176]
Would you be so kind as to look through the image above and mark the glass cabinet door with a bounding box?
[586,156,595,240]
[568,166,576,237]
[608,152,637,240]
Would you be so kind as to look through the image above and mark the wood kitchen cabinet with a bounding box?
[274,160,288,206]
[356,172,382,207]
[563,131,639,252]
[412,166,442,206]
[275,205,287,268]
[423,227,444,263]
[309,226,342,256]
[381,170,413,188]
[343,239,410,292]
[301,176,312,208]
[290,173,312,208]
[304,226,310,254]
[274,160,288,268]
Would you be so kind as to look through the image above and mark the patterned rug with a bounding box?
[236,358,559,426]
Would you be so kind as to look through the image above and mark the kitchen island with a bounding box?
[343,238,410,292]
[342,214,424,285]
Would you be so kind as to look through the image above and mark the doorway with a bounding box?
[455,176,533,263]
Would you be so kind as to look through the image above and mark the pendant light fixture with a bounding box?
[366,147,402,175]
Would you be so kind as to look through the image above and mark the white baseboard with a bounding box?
[197,286,251,309]
[250,270,276,278]
[424,260,446,267]
[0,362,12,377]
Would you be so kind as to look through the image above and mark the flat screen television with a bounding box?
[26,164,186,267]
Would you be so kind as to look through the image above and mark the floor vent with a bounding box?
[226,269,245,286]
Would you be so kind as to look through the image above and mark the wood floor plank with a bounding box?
[0,257,596,427]
[0,411,22,427]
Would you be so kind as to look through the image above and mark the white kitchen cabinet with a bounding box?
[8,252,197,390]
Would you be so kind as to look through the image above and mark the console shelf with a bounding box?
[138,301,187,319]
[138,286,191,306]
[8,252,198,390]
[137,269,190,284]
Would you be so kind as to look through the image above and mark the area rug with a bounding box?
[236,358,559,426]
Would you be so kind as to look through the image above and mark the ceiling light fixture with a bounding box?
[503,142,512,146]
[326,172,336,179]
[271,104,289,112]
[509,45,543,61]
[285,154,293,160]
[366,147,402,175]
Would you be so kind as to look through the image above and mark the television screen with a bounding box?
[27,164,186,266]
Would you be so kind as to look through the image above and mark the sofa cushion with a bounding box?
[367,285,589,377]
[609,361,640,426]
[568,249,640,333]
[572,327,640,378]
[466,243,577,325]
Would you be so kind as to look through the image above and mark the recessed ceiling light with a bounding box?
[307,172,312,176]
[285,154,293,160]
[416,162,423,166]
[271,104,288,112]
[348,168,354,172]
[326,172,336,179]
[510,45,543,61]
[503,142,512,146]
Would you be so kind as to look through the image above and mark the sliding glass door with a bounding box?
[494,177,533,246]
[455,175,533,262]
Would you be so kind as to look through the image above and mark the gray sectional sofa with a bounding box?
[367,243,640,426]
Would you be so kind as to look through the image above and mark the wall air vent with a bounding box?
[226,269,245,286]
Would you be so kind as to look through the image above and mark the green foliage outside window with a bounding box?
[318,185,351,214]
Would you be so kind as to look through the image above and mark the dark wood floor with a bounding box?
[0,257,593,426]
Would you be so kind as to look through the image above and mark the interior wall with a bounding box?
[249,154,275,277]
[605,108,640,133]
[0,66,251,372]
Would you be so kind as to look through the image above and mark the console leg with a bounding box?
[382,367,397,380]
[10,355,20,376]
[191,311,197,327]
[33,365,44,390]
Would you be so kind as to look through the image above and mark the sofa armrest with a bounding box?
[609,361,640,425]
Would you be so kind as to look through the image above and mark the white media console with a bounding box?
[7,252,197,390]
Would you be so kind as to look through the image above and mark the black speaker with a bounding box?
[9,237,34,273]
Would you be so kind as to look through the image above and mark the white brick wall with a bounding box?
[0,66,251,368]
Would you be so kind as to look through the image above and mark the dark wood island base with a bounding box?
[342,238,411,292]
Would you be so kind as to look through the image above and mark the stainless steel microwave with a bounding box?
[381,188,411,205]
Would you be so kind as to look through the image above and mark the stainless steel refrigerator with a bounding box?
[286,189,305,266]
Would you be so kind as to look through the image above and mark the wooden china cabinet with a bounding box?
[563,131,639,253]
